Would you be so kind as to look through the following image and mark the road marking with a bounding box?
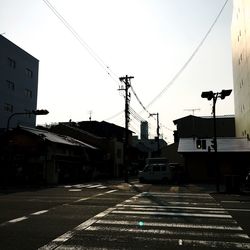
[96,219,243,231]
[38,205,119,249]
[86,184,103,188]
[134,236,250,249]
[86,225,249,239]
[105,190,117,194]
[1,189,118,227]
[116,204,226,211]
[31,210,49,215]
[226,208,250,212]
[117,206,227,214]
[222,200,250,204]
[75,189,117,203]
[139,192,213,199]
[166,201,220,206]
[37,192,250,249]
[112,210,232,218]
[68,189,82,192]
[140,191,212,196]
[8,216,28,223]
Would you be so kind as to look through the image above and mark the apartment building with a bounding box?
[0,35,39,129]
[231,0,250,137]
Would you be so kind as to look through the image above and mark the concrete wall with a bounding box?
[0,35,39,129]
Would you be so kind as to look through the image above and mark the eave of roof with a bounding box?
[178,137,250,153]
[19,126,97,149]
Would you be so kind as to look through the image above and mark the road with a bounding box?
[0,180,250,249]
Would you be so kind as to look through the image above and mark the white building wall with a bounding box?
[232,0,250,137]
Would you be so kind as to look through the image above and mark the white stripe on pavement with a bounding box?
[8,216,28,223]
[134,236,250,249]
[116,204,226,211]
[68,189,82,192]
[31,210,48,215]
[105,190,117,194]
[75,190,117,203]
[86,184,103,188]
[38,206,119,249]
[86,225,249,239]
[117,206,227,214]
[112,210,232,218]
[139,193,213,199]
[96,219,243,231]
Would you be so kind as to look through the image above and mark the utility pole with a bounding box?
[150,112,160,154]
[119,75,134,183]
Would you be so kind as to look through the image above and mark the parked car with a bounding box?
[138,163,173,183]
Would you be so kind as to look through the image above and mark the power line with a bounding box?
[129,107,146,122]
[130,84,151,115]
[42,0,120,85]
[104,110,124,121]
[145,0,229,109]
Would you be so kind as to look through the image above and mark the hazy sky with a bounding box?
[0,0,234,143]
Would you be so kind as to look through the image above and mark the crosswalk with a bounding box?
[63,183,108,191]
[41,192,250,249]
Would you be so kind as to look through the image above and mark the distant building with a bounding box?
[132,121,168,161]
[161,115,236,180]
[173,115,235,142]
[0,35,39,129]
[140,121,148,140]
[231,0,250,137]
[50,122,124,178]
[178,137,250,183]
[0,126,96,185]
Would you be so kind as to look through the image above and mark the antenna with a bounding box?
[184,108,200,116]
[89,110,92,121]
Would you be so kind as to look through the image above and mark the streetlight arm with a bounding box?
[6,109,49,130]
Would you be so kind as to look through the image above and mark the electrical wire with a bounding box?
[42,0,120,85]
[130,84,151,115]
[145,0,229,109]
[105,110,124,121]
[43,0,228,138]
[129,107,146,122]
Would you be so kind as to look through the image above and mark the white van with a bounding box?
[138,162,173,183]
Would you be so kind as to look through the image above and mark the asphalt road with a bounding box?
[0,181,250,250]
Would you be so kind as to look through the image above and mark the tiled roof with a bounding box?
[20,126,97,149]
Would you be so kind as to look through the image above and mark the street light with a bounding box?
[7,109,49,131]
[201,89,232,192]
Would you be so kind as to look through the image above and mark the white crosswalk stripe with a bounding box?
[39,191,250,249]
[64,183,108,190]
[84,192,250,249]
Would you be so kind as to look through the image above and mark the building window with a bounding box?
[8,57,16,69]
[6,80,15,91]
[24,88,32,98]
[25,68,33,78]
[4,103,13,113]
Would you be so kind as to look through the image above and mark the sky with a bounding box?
[0,0,234,143]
